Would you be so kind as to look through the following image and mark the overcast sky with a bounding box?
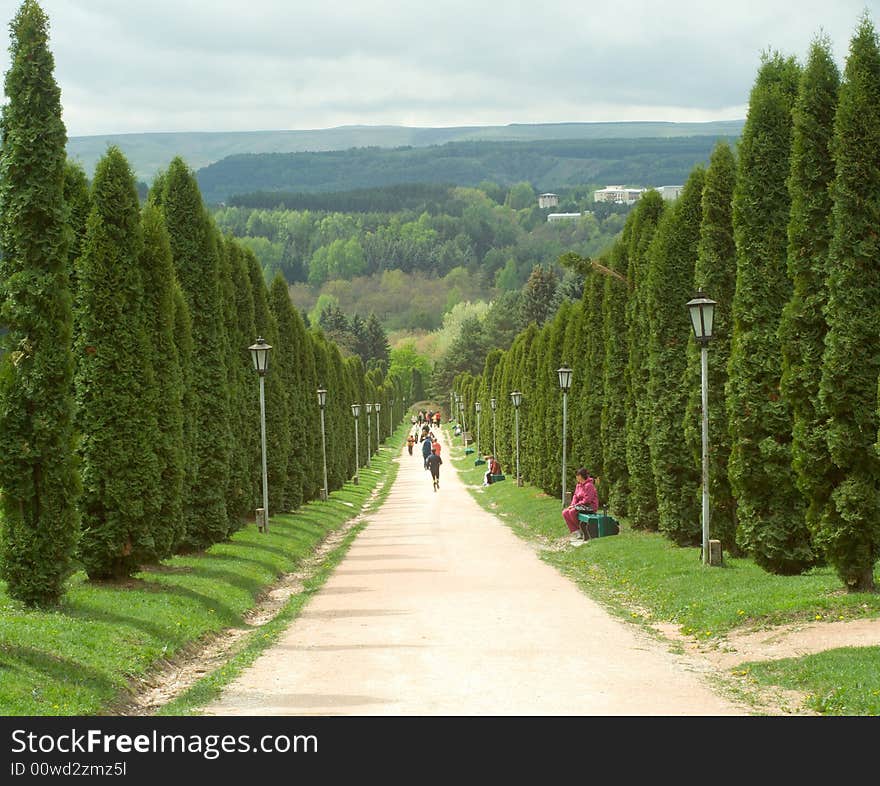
[0,0,874,138]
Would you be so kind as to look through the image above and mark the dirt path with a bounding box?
[198,440,756,716]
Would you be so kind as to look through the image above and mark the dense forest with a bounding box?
[197,136,734,204]
[212,182,632,334]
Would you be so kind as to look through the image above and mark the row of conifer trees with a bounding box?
[0,1,409,606]
[454,16,880,593]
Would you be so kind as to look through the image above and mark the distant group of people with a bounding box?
[415,409,441,428]
[408,418,443,491]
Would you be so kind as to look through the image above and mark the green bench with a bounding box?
[489,474,505,482]
[577,511,620,539]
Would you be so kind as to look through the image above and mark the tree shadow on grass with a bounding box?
[0,645,117,706]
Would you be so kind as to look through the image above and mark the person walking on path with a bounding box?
[432,439,442,458]
[562,468,598,546]
[426,451,442,491]
[407,434,415,455]
[421,431,433,469]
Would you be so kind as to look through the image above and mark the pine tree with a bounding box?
[647,169,705,545]
[778,36,840,545]
[0,0,80,604]
[579,270,606,488]
[625,192,667,531]
[684,141,739,554]
[161,158,231,548]
[727,52,815,574]
[820,16,880,591]
[172,281,195,538]
[138,202,186,557]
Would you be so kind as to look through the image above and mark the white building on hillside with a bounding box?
[547,212,583,222]
[657,185,684,201]
[538,193,560,208]
[593,185,645,205]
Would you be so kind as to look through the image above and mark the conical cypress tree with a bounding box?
[647,169,705,545]
[625,192,667,531]
[217,235,251,532]
[601,235,632,516]
[138,202,186,557]
[684,141,739,554]
[161,158,231,549]
[247,250,289,513]
[172,281,196,535]
[0,0,80,604]
[63,160,90,287]
[779,36,840,546]
[727,52,815,574]
[75,146,162,578]
[270,273,306,509]
[579,271,606,488]
[820,16,880,592]
[227,240,258,516]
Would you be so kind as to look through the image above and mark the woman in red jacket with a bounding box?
[562,468,598,545]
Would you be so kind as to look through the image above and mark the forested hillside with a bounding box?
[198,136,735,204]
[212,182,631,335]
[66,120,744,184]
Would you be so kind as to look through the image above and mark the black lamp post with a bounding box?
[318,388,328,501]
[474,401,482,463]
[686,290,717,566]
[511,391,523,487]
[374,402,381,447]
[248,337,272,532]
[365,403,373,467]
[557,366,573,507]
[351,403,361,485]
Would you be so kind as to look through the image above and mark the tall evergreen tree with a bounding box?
[727,52,815,574]
[601,235,632,516]
[138,202,186,557]
[74,147,162,578]
[625,191,666,531]
[227,240,258,515]
[0,0,80,604]
[779,36,840,546]
[647,169,705,545]
[219,236,253,531]
[271,274,306,510]
[247,250,290,513]
[684,141,739,554]
[172,281,196,536]
[161,158,231,548]
[821,16,880,591]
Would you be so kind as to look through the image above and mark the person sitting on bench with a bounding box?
[562,468,598,545]
[483,456,502,485]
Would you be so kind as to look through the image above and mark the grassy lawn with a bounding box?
[0,440,401,716]
[450,438,880,715]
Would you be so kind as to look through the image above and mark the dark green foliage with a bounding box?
[647,170,705,545]
[247,251,290,514]
[625,192,667,531]
[684,142,739,553]
[600,237,632,516]
[0,1,80,604]
[138,203,186,556]
[820,17,880,591]
[197,136,731,204]
[219,237,255,531]
[161,158,231,549]
[727,53,815,574]
[519,265,560,328]
[573,271,605,491]
[63,160,90,277]
[74,147,162,578]
[270,274,307,509]
[779,37,840,547]
[171,281,195,543]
